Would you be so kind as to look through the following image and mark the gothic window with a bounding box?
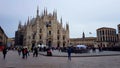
[63,43,65,47]
[39,35,42,39]
[57,30,60,34]
[33,33,36,39]
[63,36,65,40]
[57,42,60,47]
[48,31,51,35]
[39,29,42,33]
[57,36,60,40]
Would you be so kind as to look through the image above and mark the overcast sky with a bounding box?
[0,0,120,38]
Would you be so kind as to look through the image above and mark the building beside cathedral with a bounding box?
[70,26,120,48]
[96,27,118,47]
[0,26,8,50]
[70,32,96,47]
[15,7,69,49]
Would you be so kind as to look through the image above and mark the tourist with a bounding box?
[2,47,7,59]
[67,46,72,61]
[18,47,22,56]
[33,47,38,57]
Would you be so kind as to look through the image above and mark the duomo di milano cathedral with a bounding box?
[15,7,120,49]
[15,7,69,49]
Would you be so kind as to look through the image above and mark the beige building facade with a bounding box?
[15,7,69,49]
[96,27,118,47]
[70,32,96,47]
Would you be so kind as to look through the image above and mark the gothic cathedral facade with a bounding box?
[15,7,70,49]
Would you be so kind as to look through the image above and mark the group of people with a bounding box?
[17,47,30,59]
[1,47,39,60]
[17,47,39,59]
[1,46,72,61]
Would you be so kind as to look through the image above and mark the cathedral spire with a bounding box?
[53,9,57,19]
[60,17,62,23]
[60,17,63,26]
[82,32,85,39]
[37,6,39,17]
[66,23,69,31]
[18,21,22,30]
[27,17,29,25]
[44,8,47,16]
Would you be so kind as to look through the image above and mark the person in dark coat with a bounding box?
[21,48,25,59]
[24,48,28,59]
[33,47,38,57]
[67,46,72,61]
[2,48,7,59]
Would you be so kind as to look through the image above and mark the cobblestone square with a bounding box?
[0,51,120,68]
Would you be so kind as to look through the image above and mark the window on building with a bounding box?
[63,36,65,40]
[102,30,104,35]
[48,31,51,35]
[100,31,101,35]
[33,33,36,39]
[39,35,42,39]
[57,42,60,47]
[63,43,65,47]
[57,36,60,40]
[39,29,42,33]
[57,30,60,34]
[108,30,110,35]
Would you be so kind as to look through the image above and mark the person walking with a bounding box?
[33,47,38,57]
[2,47,7,59]
[18,47,21,56]
[24,48,28,59]
[67,46,72,61]
[21,48,25,59]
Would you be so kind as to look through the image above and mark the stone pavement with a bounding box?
[39,50,120,57]
[0,50,120,68]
